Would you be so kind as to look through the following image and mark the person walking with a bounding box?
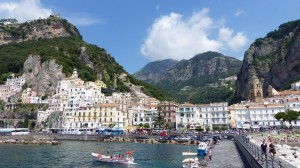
[269,142,276,159]
[261,140,267,161]
[207,148,212,161]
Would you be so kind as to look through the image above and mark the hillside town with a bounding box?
[0,69,300,133]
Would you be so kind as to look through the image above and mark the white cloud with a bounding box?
[0,0,52,22]
[235,9,245,17]
[218,27,248,52]
[141,8,248,61]
[68,16,99,26]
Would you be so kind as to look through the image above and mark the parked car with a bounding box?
[168,135,178,140]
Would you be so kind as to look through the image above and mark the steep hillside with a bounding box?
[0,17,172,101]
[163,51,241,82]
[235,20,300,102]
[0,16,81,45]
[133,59,178,82]
[135,51,242,103]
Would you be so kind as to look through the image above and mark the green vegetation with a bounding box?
[275,110,300,128]
[23,115,29,128]
[128,75,173,101]
[153,111,165,129]
[267,20,300,39]
[156,75,236,104]
[0,17,82,40]
[252,52,276,68]
[0,18,172,101]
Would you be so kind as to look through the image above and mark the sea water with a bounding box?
[0,141,204,168]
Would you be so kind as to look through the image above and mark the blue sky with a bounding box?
[0,0,300,74]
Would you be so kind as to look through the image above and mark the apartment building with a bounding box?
[229,102,285,129]
[200,102,229,130]
[175,103,202,130]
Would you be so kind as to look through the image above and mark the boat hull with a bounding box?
[182,158,199,168]
[92,153,135,165]
[197,149,207,156]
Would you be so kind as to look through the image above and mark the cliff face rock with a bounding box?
[163,51,242,82]
[78,46,94,68]
[134,51,242,103]
[0,17,80,46]
[236,20,300,100]
[22,55,65,97]
[133,59,178,82]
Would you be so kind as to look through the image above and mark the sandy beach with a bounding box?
[249,131,300,168]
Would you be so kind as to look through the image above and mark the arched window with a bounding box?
[257,91,261,97]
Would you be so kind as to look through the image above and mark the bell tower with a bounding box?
[249,75,263,102]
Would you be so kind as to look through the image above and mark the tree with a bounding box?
[109,123,116,128]
[143,123,150,128]
[275,110,300,128]
[138,123,144,128]
[153,111,164,129]
[23,115,29,128]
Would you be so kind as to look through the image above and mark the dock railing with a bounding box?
[235,134,295,168]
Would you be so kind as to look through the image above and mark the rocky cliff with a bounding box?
[163,51,241,82]
[22,55,65,97]
[235,20,300,101]
[135,51,242,103]
[133,59,178,82]
[0,16,80,46]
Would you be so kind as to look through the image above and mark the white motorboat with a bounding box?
[92,151,135,165]
[197,142,208,156]
[182,152,199,168]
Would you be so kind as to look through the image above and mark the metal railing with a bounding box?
[235,134,295,168]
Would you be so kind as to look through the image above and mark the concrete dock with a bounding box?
[207,140,245,168]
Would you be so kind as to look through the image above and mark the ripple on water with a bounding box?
[0,141,204,168]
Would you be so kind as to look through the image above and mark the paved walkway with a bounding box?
[207,140,245,168]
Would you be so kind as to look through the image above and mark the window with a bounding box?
[180,113,184,117]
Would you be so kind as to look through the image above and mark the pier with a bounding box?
[207,140,245,168]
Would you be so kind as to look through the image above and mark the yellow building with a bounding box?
[95,79,107,88]
[67,103,125,128]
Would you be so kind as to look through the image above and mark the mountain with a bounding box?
[133,59,178,82]
[235,19,300,102]
[134,51,243,103]
[0,16,172,102]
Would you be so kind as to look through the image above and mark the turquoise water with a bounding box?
[0,141,203,168]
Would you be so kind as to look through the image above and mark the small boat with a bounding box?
[92,151,135,164]
[182,152,199,168]
[197,142,208,156]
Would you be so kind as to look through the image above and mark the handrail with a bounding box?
[235,134,294,168]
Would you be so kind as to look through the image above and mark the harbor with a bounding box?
[0,132,299,167]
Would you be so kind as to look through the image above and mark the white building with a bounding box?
[229,102,286,129]
[0,75,26,102]
[37,110,51,123]
[176,103,202,130]
[199,102,229,130]
[132,110,157,128]
[291,81,300,90]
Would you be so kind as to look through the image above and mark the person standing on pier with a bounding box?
[207,148,212,161]
[269,142,276,159]
[261,141,267,161]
